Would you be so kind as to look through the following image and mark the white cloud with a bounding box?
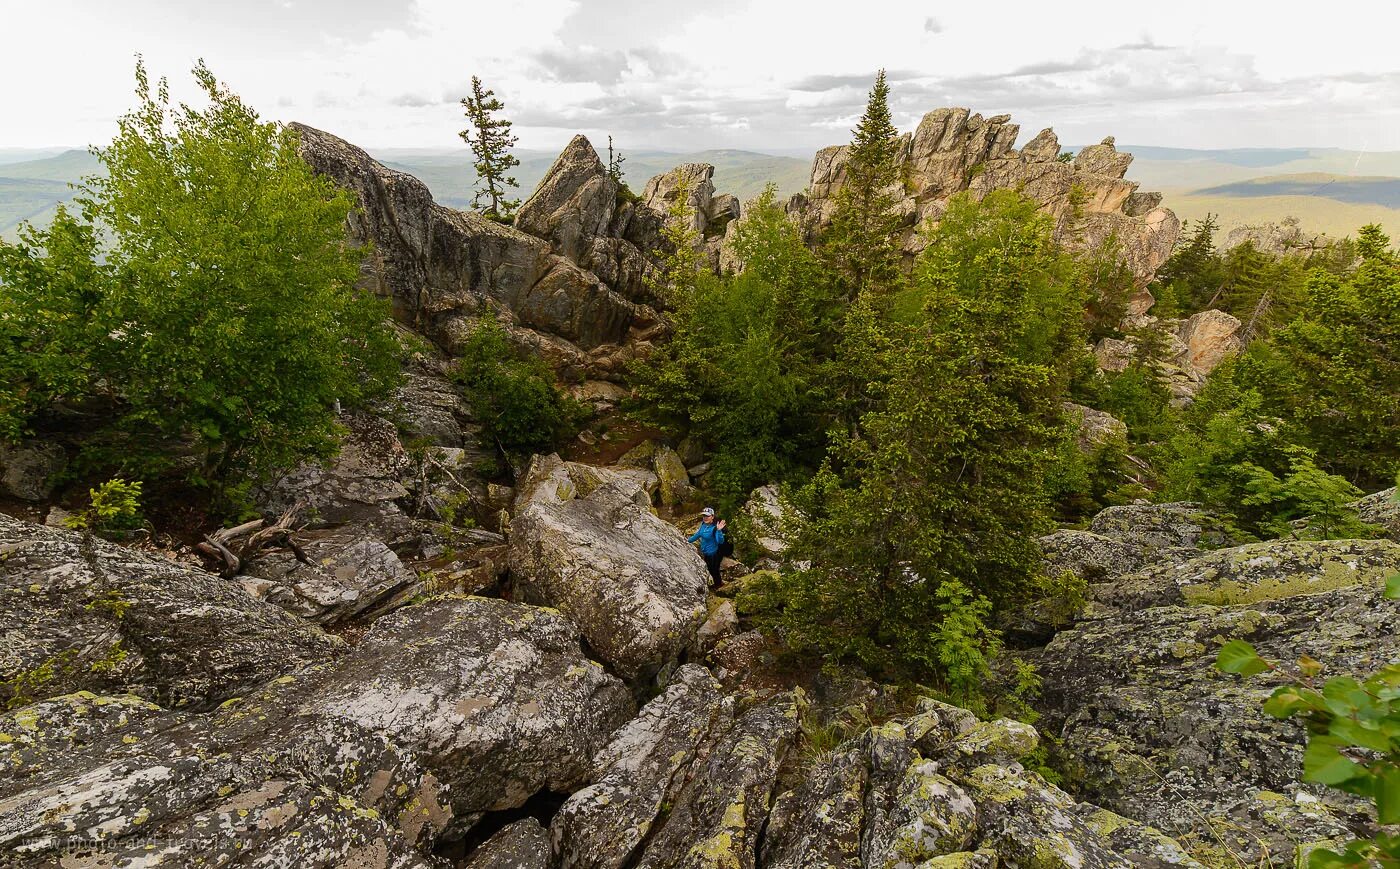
[2,0,1398,153]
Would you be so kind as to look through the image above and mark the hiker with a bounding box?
[688,506,728,586]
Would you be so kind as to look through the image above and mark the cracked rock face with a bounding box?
[0,513,341,709]
[1035,584,1398,865]
[804,109,1180,287]
[310,595,635,827]
[764,698,1200,869]
[509,464,710,684]
[292,123,647,366]
[0,676,448,867]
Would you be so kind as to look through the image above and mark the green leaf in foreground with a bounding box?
[1217,639,1270,677]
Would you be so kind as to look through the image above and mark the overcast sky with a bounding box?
[5,0,1400,155]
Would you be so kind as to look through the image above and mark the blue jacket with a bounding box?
[688,521,726,556]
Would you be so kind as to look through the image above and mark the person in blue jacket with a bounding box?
[688,506,727,586]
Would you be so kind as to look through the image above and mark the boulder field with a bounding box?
[2,117,1395,867]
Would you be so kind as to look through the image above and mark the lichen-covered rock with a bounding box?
[465,819,553,869]
[696,599,739,654]
[1354,486,1399,541]
[766,697,1198,869]
[509,473,709,682]
[652,444,694,511]
[515,452,651,511]
[1039,529,1146,585]
[1087,502,1233,561]
[553,665,725,869]
[631,690,800,869]
[0,675,449,867]
[309,595,634,825]
[961,763,1201,869]
[0,513,341,709]
[1034,584,1399,864]
[0,440,66,502]
[1097,537,1400,611]
[745,484,788,556]
[243,528,422,625]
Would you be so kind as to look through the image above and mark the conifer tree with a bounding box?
[822,69,905,299]
[606,135,626,185]
[459,76,521,221]
[780,191,1088,691]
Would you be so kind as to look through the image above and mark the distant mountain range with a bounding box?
[4,139,1399,243]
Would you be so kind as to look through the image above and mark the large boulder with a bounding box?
[1063,402,1128,452]
[1038,529,1146,586]
[0,513,340,709]
[1096,537,1400,611]
[1175,310,1243,377]
[1035,584,1397,865]
[0,440,66,502]
[556,665,800,869]
[552,664,727,869]
[309,595,634,826]
[509,469,710,683]
[242,528,422,625]
[1088,502,1234,563]
[0,676,449,866]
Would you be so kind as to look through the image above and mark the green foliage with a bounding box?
[0,60,399,491]
[453,313,581,456]
[629,187,839,509]
[777,191,1087,687]
[1238,447,1376,539]
[1162,371,1371,538]
[1236,225,1400,485]
[1153,214,1224,316]
[1217,578,1400,868]
[64,478,144,534]
[1042,422,1137,523]
[459,76,521,220]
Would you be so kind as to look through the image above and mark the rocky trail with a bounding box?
[1,108,1396,867]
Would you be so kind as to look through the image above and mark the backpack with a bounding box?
[718,529,735,559]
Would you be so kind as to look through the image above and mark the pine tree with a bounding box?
[821,69,905,299]
[459,76,521,221]
[606,135,626,185]
[1155,213,1223,314]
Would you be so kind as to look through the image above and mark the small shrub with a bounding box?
[65,478,144,534]
[453,313,583,455]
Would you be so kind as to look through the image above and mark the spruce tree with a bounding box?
[459,76,521,221]
[822,69,905,299]
[780,191,1088,692]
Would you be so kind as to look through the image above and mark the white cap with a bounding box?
[700,507,715,517]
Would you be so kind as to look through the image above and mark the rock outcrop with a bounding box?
[292,123,661,379]
[1095,537,1400,611]
[0,513,340,709]
[764,698,1201,869]
[1224,216,1336,258]
[803,111,1180,286]
[1036,583,1397,865]
[1063,402,1129,452]
[509,456,710,683]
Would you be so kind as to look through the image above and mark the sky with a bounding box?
[4,0,1400,155]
